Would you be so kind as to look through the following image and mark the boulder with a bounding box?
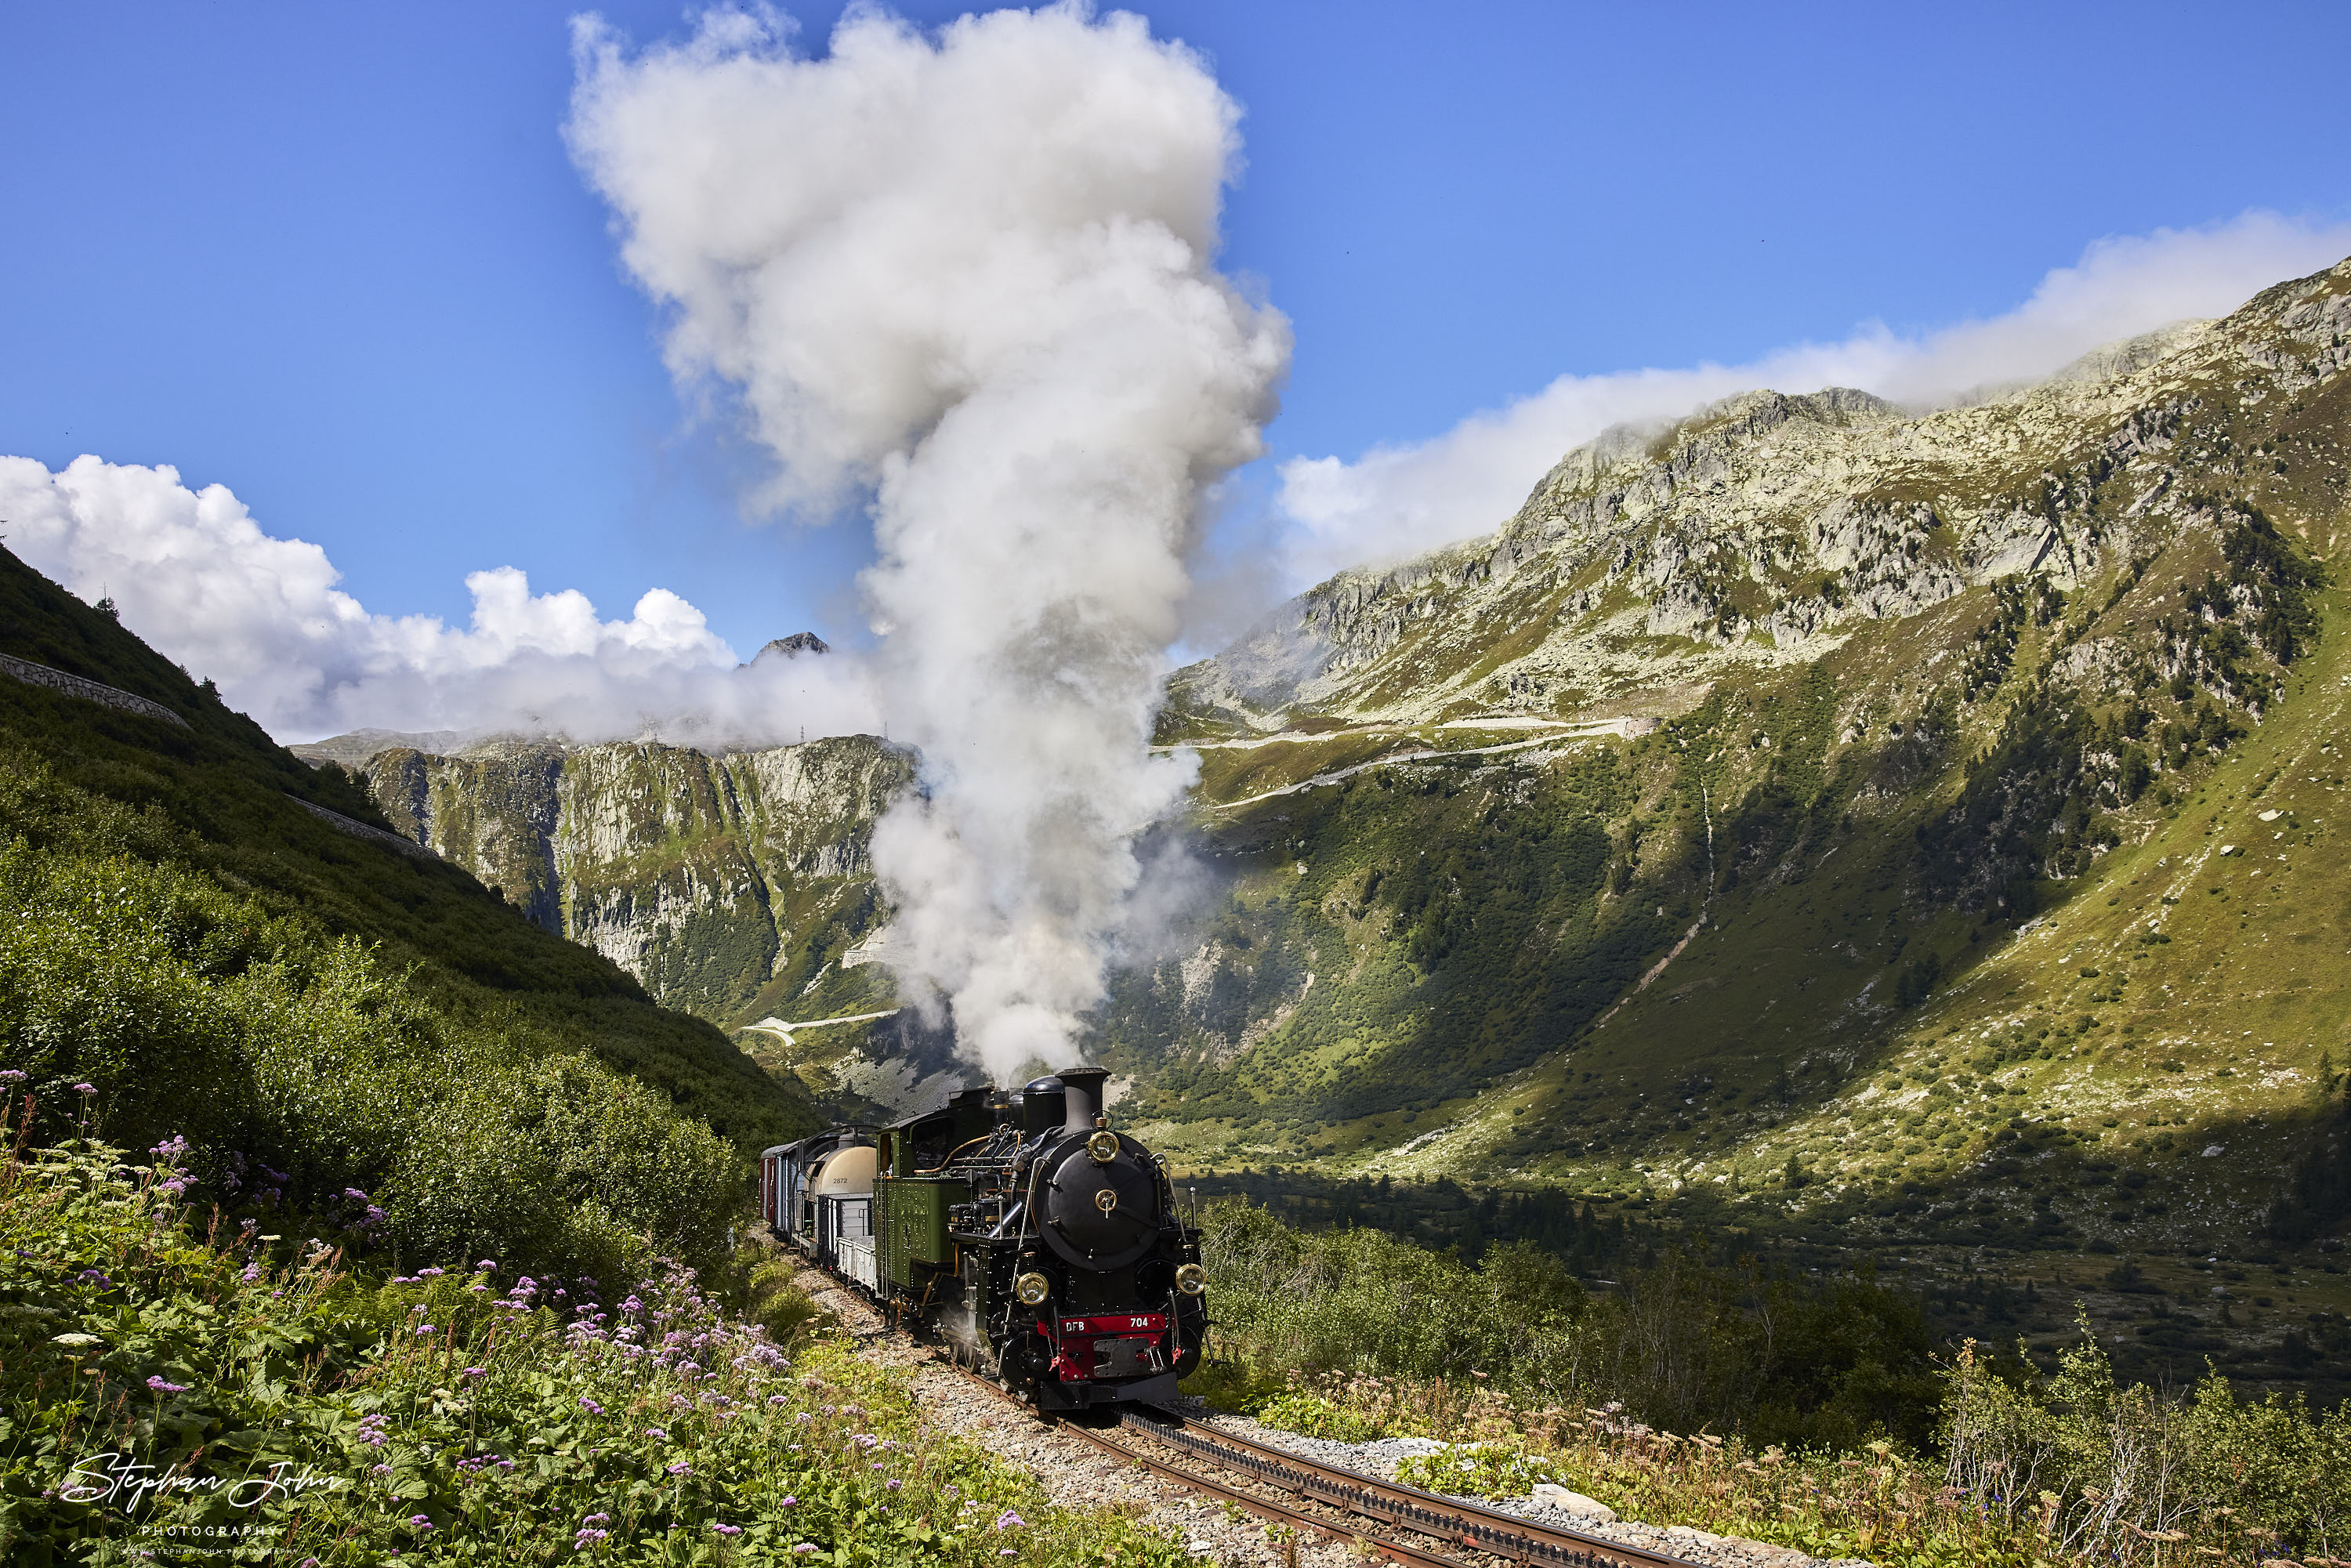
[1529,1484,1616,1521]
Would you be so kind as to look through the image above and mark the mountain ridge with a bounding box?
[1167,260,2346,737]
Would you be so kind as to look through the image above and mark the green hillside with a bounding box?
[1075,257,2351,1395]
[0,545,820,1273]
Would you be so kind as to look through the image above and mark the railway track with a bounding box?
[944,1355,1695,1568]
[792,1248,1704,1568]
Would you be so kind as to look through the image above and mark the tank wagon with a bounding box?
[760,1067,1205,1410]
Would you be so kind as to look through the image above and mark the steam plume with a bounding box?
[569,4,1289,1078]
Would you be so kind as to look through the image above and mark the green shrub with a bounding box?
[1941,1329,2351,1560]
[1253,1392,1389,1443]
[1394,1442,1548,1498]
[1200,1199,1941,1451]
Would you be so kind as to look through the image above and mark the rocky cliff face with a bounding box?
[1171,270,2348,734]
[364,735,911,1031]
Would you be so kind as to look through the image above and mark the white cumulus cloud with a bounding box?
[0,453,871,746]
[1277,210,2351,587]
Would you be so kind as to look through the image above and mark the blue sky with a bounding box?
[4,0,2349,671]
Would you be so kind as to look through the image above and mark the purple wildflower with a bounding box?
[146,1376,189,1394]
[73,1083,96,1095]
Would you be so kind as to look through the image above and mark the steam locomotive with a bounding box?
[759,1066,1207,1410]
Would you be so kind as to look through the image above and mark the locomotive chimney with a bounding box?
[1059,1066,1109,1136]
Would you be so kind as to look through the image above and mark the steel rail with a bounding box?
[1059,1418,1483,1568]
[938,1363,1483,1567]
[1112,1412,1698,1568]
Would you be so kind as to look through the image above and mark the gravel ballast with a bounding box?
[793,1269,1349,1565]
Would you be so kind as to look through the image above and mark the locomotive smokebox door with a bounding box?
[1038,1138,1157,1269]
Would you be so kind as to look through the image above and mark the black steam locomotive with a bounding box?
[759,1066,1206,1410]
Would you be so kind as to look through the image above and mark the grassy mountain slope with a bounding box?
[1103,257,2351,1284]
[0,545,820,1269]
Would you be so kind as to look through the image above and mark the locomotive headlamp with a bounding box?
[1085,1130,1120,1164]
[1175,1263,1207,1296]
[1014,1272,1051,1306]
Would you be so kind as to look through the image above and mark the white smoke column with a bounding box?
[569,5,1289,1078]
